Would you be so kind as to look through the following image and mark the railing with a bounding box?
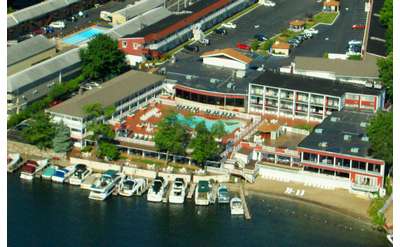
[351,183,379,193]
[115,136,156,147]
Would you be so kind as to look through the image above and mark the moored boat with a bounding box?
[89,170,121,201]
[195,180,211,206]
[69,164,92,185]
[51,166,75,183]
[7,153,23,173]
[169,178,186,204]
[217,184,230,203]
[20,159,48,181]
[41,165,58,180]
[147,176,167,202]
[230,197,244,215]
[118,175,148,197]
[387,234,393,245]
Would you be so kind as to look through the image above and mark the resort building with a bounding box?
[248,71,385,122]
[323,0,340,12]
[111,0,164,26]
[280,54,381,85]
[270,41,290,57]
[7,0,110,40]
[7,35,56,76]
[297,110,385,193]
[47,70,165,147]
[288,19,305,32]
[7,48,81,115]
[118,0,256,64]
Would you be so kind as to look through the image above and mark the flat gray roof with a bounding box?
[7,0,80,29]
[48,70,164,118]
[113,0,163,20]
[107,7,172,39]
[294,54,380,78]
[7,47,81,93]
[8,35,56,67]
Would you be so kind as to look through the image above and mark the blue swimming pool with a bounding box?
[176,114,242,133]
[63,27,105,45]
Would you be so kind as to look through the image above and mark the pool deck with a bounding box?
[61,25,109,46]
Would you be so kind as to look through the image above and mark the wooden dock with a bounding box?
[239,183,251,220]
[187,182,196,199]
[210,183,218,204]
[162,182,172,203]
[135,181,150,196]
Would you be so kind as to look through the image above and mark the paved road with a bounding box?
[292,0,367,57]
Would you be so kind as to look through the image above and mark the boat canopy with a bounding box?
[75,164,87,171]
[104,170,118,178]
[198,181,210,193]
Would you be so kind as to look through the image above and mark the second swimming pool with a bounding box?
[63,27,105,45]
[176,114,242,133]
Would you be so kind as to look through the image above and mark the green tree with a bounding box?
[52,122,72,153]
[22,113,56,149]
[96,142,120,161]
[211,121,226,139]
[79,34,128,81]
[154,112,190,161]
[190,122,220,165]
[377,53,393,99]
[367,111,393,165]
[250,40,260,51]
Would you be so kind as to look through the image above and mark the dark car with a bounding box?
[214,28,227,35]
[184,45,200,52]
[254,33,268,41]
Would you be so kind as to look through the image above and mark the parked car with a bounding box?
[199,38,210,46]
[352,24,366,30]
[236,43,251,50]
[348,40,362,45]
[222,22,237,29]
[254,33,268,41]
[261,0,276,7]
[184,44,200,52]
[214,28,227,35]
[32,28,44,35]
[288,39,300,47]
[49,21,65,29]
[304,28,319,34]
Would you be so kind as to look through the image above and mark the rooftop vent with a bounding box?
[330,117,340,122]
[360,122,367,127]
[315,128,323,134]
[227,82,233,89]
[361,135,369,142]
[373,82,382,89]
[350,147,359,153]
[185,75,194,80]
[365,81,373,88]
[318,141,328,148]
[344,134,352,141]
[210,78,219,84]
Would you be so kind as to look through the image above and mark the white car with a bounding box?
[49,21,65,29]
[304,28,319,34]
[222,22,237,29]
[261,0,276,7]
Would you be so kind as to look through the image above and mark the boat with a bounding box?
[118,176,148,197]
[51,165,76,183]
[7,153,23,173]
[195,180,211,206]
[217,184,230,203]
[169,178,186,204]
[20,159,48,181]
[147,176,167,202]
[41,165,58,180]
[80,173,101,190]
[230,197,244,215]
[89,170,121,201]
[69,164,92,185]
[387,234,393,245]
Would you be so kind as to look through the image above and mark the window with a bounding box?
[122,41,127,48]
[303,152,317,163]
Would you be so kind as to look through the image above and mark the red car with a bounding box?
[352,24,366,30]
[236,43,251,51]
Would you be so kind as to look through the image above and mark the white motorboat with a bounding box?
[69,164,92,185]
[217,184,230,203]
[387,234,393,245]
[118,176,148,197]
[195,180,211,206]
[20,159,48,181]
[230,197,244,215]
[89,170,121,201]
[51,165,76,183]
[147,176,167,202]
[169,178,186,204]
[7,153,23,173]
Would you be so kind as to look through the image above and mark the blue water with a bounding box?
[63,27,105,45]
[176,114,242,133]
[8,174,387,246]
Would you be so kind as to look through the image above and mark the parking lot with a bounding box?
[292,0,368,57]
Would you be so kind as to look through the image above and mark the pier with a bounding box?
[210,183,218,204]
[239,183,251,220]
[163,182,172,203]
[187,182,196,199]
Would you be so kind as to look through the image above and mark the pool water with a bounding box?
[176,114,242,133]
[63,27,105,45]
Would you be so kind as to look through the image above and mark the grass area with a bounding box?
[348,54,362,60]
[313,12,339,24]
[293,124,314,132]
[368,196,387,227]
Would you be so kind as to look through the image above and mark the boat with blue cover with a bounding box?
[41,165,58,180]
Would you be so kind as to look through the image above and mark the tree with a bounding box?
[52,122,72,153]
[211,121,226,139]
[96,142,120,161]
[250,40,260,51]
[22,113,56,149]
[367,111,393,165]
[79,34,128,81]
[377,53,393,99]
[190,122,220,165]
[154,112,190,161]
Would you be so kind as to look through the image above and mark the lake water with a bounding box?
[8,174,387,247]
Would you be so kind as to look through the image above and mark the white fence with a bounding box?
[115,136,156,147]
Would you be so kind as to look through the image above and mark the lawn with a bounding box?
[313,12,339,24]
